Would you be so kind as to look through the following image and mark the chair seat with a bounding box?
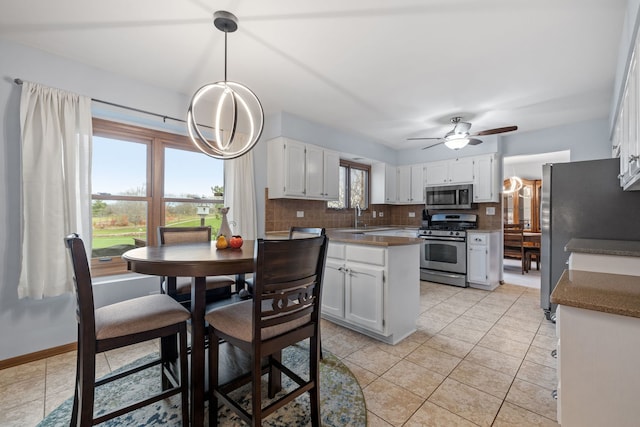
[95,294,190,340]
[171,275,235,295]
[205,300,311,343]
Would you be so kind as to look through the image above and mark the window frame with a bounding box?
[328,159,371,210]
[90,118,223,277]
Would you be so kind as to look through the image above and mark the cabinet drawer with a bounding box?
[468,234,487,245]
[346,245,385,266]
[327,243,345,259]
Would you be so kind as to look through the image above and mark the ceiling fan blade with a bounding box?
[467,138,483,146]
[421,141,445,150]
[471,126,518,136]
[407,137,442,141]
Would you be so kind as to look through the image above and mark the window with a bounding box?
[91,119,224,276]
[327,160,370,210]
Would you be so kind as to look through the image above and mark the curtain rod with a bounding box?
[13,78,191,126]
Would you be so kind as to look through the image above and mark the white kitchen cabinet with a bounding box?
[472,154,499,203]
[557,304,640,427]
[267,137,339,200]
[322,258,345,318]
[613,30,640,191]
[344,262,385,332]
[467,231,500,290]
[371,163,397,204]
[397,164,425,204]
[425,157,474,186]
[321,241,420,344]
[305,146,340,199]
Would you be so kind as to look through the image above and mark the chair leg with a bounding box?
[268,351,282,398]
[252,353,262,427]
[309,334,321,427]
[76,338,96,427]
[179,327,189,427]
[208,330,220,427]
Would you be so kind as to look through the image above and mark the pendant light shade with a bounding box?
[187,11,264,159]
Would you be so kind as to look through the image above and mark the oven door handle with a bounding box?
[421,236,466,242]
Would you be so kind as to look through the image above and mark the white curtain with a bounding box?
[18,82,93,299]
[224,150,257,240]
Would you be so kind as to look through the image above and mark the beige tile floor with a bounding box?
[0,281,558,426]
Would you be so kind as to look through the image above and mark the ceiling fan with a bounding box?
[407,116,518,150]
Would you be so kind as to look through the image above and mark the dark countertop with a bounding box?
[265,227,422,247]
[326,230,422,247]
[551,269,640,319]
[565,238,640,257]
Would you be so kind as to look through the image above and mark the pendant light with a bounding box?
[187,11,264,159]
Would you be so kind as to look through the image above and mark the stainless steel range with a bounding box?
[418,212,478,287]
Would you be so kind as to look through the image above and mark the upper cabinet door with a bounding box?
[305,144,325,198]
[425,157,474,186]
[425,161,449,185]
[323,150,340,200]
[410,164,425,203]
[448,157,474,184]
[283,139,307,197]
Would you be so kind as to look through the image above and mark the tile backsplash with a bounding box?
[263,188,503,232]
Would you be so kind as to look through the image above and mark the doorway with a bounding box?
[502,151,570,288]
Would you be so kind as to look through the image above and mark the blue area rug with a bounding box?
[38,342,366,426]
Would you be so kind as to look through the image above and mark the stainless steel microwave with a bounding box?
[425,184,473,210]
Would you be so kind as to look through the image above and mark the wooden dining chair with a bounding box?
[158,226,236,309]
[64,234,190,427]
[205,234,328,427]
[244,226,325,295]
[503,226,526,274]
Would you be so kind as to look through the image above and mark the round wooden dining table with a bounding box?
[122,240,255,426]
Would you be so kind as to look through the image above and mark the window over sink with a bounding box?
[327,160,370,210]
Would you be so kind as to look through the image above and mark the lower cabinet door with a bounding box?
[344,263,385,333]
[321,258,345,318]
[467,244,488,284]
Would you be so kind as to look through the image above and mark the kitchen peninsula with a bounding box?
[551,238,640,427]
[321,228,421,345]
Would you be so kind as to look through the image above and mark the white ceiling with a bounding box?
[0,0,628,149]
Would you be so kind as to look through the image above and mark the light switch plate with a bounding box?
[296,211,304,218]
[372,211,377,218]
[486,207,496,215]
[408,212,415,217]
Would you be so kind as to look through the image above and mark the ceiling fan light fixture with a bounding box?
[444,135,470,150]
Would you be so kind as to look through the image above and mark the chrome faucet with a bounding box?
[354,204,364,228]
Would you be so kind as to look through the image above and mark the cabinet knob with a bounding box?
[629,155,639,163]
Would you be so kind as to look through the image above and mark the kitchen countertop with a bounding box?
[565,238,640,257]
[265,227,421,247]
[551,269,640,318]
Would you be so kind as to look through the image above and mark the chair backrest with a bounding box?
[158,226,212,245]
[64,234,96,342]
[252,234,328,344]
[288,227,325,239]
[503,227,524,255]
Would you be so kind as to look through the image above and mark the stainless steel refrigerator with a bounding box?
[540,158,640,320]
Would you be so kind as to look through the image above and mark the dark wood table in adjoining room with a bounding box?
[122,240,255,426]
